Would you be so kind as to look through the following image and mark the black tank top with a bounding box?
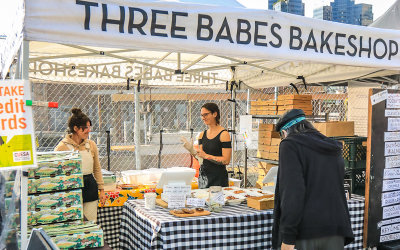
[202,129,226,160]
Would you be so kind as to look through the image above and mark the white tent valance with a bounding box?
[25,0,400,70]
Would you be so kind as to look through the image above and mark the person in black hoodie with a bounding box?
[272,109,354,250]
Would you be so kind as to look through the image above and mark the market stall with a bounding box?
[1,0,400,249]
[118,196,365,249]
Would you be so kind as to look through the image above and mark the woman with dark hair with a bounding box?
[55,108,106,222]
[272,109,354,250]
[196,103,232,188]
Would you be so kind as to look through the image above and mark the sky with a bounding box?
[239,0,397,20]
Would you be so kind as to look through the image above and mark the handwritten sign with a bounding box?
[384,169,400,180]
[168,194,186,209]
[386,155,400,169]
[163,184,191,196]
[382,190,400,207]
[383,179,400,191]
[186,198,206,207]
[385,132,400,142]
[388,118,400,132]
[385,142,400,156]
[381,232,400,243]
[383,204,400,220]
[0,80,36,169]
[371,90,388,106]
[387,94,400,109]
[386,110,400,117]
[381,223,400,236]
[379,217,400,228]
[211,192,225,205]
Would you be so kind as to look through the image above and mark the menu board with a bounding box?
[365,89,400,247]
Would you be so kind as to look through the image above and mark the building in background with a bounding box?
[313,6,332,21]
[270,0,305,16]
[353,3,373,26]
[329,0,373,26]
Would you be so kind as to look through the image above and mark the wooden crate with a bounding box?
[259,124,275,131]
[247,195,275,210]
[278,94,312,101]
[312,121,355,137]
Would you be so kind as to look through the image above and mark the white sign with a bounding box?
[385,132,400,142]
[210,192,225,205]
[383,179,400,192]
[163,184,191,196]
[384,169,400,180]
[239,115,253,148]
[186,198,206,207]
[379,217,400,228]
[167,194,186,209]
[387,94,400,109]
[381,223,400,236]
[383,204,400,219]
[370,90,388,106]
[386,155,400,169]
[385,141,400,156]
[388,118,400,132]
[0,80,37,169]
[381,232,400,243]
[386,110,400,117]
[382,190,400,207]
[24,0,400,69]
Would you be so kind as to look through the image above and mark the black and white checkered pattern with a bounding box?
[345,197,365,250]
[97,206,123,249]
[119,198,365,250]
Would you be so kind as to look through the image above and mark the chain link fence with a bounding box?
[30,63,349,187]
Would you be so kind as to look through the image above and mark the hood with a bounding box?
[61,134,88,148]
[284,131,342,155]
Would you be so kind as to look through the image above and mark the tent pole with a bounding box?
[20,39,29,250]
[134,85,141,170]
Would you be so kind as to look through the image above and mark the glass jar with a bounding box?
[208,186,223,212]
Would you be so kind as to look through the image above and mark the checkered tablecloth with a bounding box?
[346,196,365,250]
[97,206,123,249]
[118,197,365,250]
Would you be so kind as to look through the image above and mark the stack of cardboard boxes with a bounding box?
[277,94,313,115]
[257,124,280,161]
[250,99,278,115]
[26,151,104,249]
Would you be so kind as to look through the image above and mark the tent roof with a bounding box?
[21,0,400,88]
[370,0,400,30]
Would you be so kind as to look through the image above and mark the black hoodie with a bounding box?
[272,131,354,248]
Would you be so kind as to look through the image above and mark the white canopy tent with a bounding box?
[19,0,400,89]
[2,0,400,248]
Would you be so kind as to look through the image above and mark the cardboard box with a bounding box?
[270,138,281,146]
[259,124,275,131]
[27,205,83,225]
[32,221,104,249]
[278,94,312,101]
[258,131,280,139]
[256,150,269,159]
[28,189,83,211]
[313,121,355,137]
[28,175,83,194]
[29,157,82,178]
[247,195,275,210]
